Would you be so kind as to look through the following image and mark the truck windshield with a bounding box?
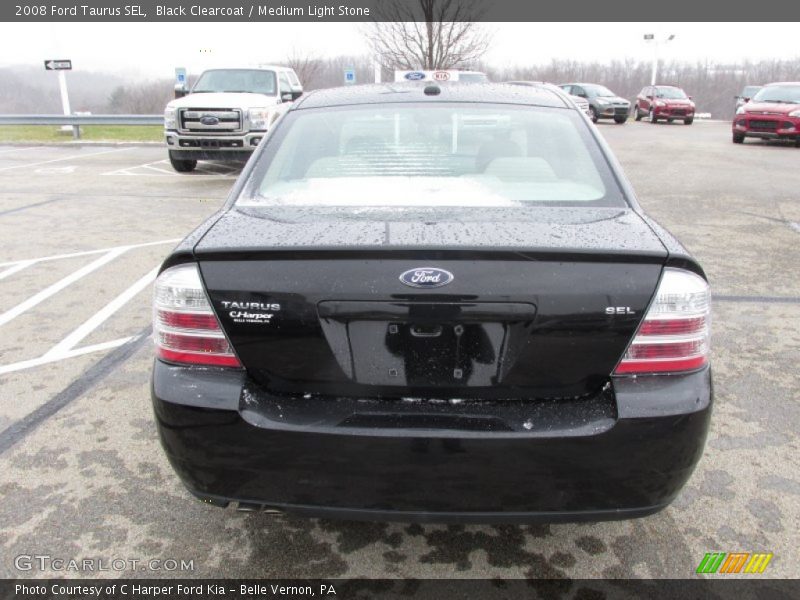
[193,69,277,95]
[241,104,626,208]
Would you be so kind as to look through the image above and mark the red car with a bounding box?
[633,85,695,125]
[732,82,800,146]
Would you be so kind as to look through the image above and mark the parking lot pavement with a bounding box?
[0,122,798,579]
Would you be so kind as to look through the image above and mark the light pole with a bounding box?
[644,33,675,86]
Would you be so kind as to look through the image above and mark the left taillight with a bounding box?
[614,268,710,375]
[153,263,242,368]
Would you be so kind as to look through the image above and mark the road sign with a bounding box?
[344,68,356,85]
[44,59,72,71]
[174,67,187,92]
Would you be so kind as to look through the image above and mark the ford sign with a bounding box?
[200,115,220,125]
[399,267,454,288]
[404,71,426,81]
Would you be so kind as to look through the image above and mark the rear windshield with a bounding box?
[240,103,626,209]
[193,69,277,95]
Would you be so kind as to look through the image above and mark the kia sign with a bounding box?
[44,59,72,70]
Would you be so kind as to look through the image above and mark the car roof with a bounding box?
[292,82,571,111]
[763,81,800,87]
[653,85,682,89]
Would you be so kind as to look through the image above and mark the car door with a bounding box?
[638,87,652,112]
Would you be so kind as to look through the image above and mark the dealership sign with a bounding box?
[394,70,460,83]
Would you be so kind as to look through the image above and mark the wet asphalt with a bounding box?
[0,121,798,580]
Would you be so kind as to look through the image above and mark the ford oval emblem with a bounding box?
[200,115,220,125]
[405,71,426,81]
[399,267,454,288]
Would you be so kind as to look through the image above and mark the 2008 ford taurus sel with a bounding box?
[151,83,712,523]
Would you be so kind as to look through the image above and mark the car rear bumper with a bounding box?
[151,361,713,523]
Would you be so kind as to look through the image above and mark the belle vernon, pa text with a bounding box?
[16,584,338,597]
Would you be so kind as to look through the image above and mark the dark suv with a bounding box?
[633,85,695,125]
[560,83,630,124]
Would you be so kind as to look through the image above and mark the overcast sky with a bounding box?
[0,22,798,79]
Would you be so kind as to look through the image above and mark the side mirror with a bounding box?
[688,95,693,100]
[646,95,654,100]
[281,92,293,102]
[291,90,303,100]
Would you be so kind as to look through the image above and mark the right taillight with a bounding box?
[153,263,241,368]
[615,268,710,375]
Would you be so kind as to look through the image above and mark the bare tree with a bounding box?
[285,47,324,88]
[365,0,490,71]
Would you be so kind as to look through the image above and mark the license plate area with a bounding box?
[318,301,536,387]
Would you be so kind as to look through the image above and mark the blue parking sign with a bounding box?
[344,68,356,85]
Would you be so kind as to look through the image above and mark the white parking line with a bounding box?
[0,247,128,328]
[0,238,179,268]
[103,159,238,178]
[0,336,136,376]
[44,266,158,358]
[0,260,35,282]
[0,147,133,172]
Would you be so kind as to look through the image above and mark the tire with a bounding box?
[684,117,694,125]
[168,151,197,173]
[795,137,800,148]
[649,109,658,124]
[614,115,627,124]
[732,132,745,144]
[634,106,643,121]
[589,107,598,123]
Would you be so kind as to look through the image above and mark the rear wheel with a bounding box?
[732,132,745,144]
[684,117,694,125]
[169,151,197,173]
[589,107,598,123]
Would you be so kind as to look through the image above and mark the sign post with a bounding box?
[44,59,75,138]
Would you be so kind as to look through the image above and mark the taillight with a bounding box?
[153,263,241,368]
[614,268,710,375]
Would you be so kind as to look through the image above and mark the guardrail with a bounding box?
[0,114,162,139]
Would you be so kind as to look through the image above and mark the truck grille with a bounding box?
[179,108,242,134]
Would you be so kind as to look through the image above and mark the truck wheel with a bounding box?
[732,132,745,144]
[169,152,197,173]
[684,117,694,125]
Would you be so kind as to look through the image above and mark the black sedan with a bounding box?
[151,83,712,523]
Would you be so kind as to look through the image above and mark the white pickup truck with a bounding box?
[163,66,302,172]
